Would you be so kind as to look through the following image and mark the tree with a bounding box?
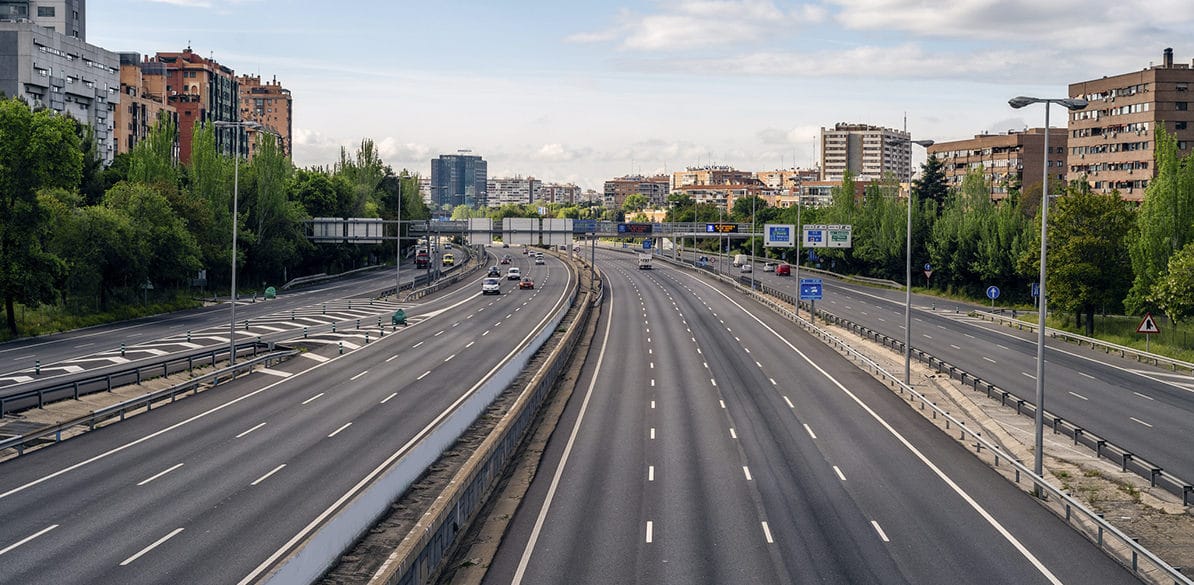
[128,112,178,188]
[1152,242,1194,325]
[0,98,82,334]
[188,122,234,287]
[1126,126,1194,313]
[103,182,202,290]
[852,179,907,280]
[336,139,388,218]
[622,193,649,214]
[913,154,949,216]
[1043,186,1134,335]
[241,134,300,285]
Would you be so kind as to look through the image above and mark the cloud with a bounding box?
[568,0,823,52]
[529,143,593,162]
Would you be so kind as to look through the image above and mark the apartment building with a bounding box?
[487,176,539,208]
[1068,48,1194,201]
[603,174,670,208]
[113,52,176,156]
[536,181,581,205]
[671,165,754,191]
[927,128,1066,200]
[430,153,487,208]
[820,123,914,182]
[756,168,820,192]
[0,0,84,39]
[149,48,241,161]
[0,20,117,162]
[238,74,291,159]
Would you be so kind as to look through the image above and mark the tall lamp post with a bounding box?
[891,137,935,385]
[213,119,263,365]
[1008,95,1088,491]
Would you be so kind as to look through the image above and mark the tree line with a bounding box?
[0,98,428,335]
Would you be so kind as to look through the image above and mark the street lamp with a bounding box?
[1008,95,1088,492]
[212,119,263,366]
[891,137,935,386]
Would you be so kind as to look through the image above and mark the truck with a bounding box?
[415,250,430,269]
[638,254,653,270]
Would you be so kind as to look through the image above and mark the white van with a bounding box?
[507,267,522,280]
[733,254,748,267]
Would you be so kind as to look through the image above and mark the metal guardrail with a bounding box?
[976,310,1194,374]
[280,264,385,290]
[0,349,297,457]
[400,246,486,302]
[0,341,275,418]
[735,276,1194,507]
[655,250,1192,585]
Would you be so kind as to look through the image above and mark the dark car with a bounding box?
[488,266,501,277]
[500,255,512,265]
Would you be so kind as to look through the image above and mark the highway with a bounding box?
[0,254,469,393]
[734,256,1194,484]
[484,249,1132,584]
[0,249,572,585]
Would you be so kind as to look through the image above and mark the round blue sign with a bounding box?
[986,285,1000,300]
[924,263,932,271]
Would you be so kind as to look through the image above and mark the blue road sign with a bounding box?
[573,219,597,233]
[986,285,1000,300]
[800,278,823,301]
[643,240,653,249]
[924,263,932,271]
[807,250,817,261]
[1031,282,1039,298]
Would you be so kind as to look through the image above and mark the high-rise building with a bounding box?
[430,153,487,209]
[114,52,176,156]
[0,20,117,162]
[238,74,291,159]
[0,0,84,40]
[1068,48,1194,201]
[149,48,241,161]
[603,174,670,208]
[820,123,914,182]
[487,176,540,208]
[927,128,1067,200]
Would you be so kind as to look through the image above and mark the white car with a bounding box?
[507,267,522,280]
[740,264,753,273]
[535,255,545,265]
[763,262,778,272]
[482,278,502,295]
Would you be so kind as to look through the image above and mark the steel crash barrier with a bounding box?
[0,340,275,418]
[0,349,297,457]
[641,250,1192,585]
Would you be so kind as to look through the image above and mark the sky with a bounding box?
[89,0,1194,191]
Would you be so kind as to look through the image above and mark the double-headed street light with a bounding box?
[212,119,263,365]
[1008,95,1088,491]
[892,137,934,386]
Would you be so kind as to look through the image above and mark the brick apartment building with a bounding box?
[1068,48,1194,201]
[150,48,241,161]
[239,74,291,159]
[603,174,670,208]
[114,52,176,156]
[927,128,1067,200]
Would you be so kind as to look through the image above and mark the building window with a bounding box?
[38,6,55,16]
[1178,102,1189,111]
[1178,122,1189,131]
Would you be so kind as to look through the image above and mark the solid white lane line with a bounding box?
[646,521,654,543]
[381,392,397,404]
[301,393,324,405]
[743,466,753,481]
[1022,372,1036,380]
[804,424,817,439]
[1068,391,1088,401]
[350,370,369,381]
[465,341,475,348]
[1130,417,1153,428]
[250,464,286,486]
[119,527,184,566]
[871,521,890,543]
[1134,391,1155,401]
[761,521,774,544]
[648,466,654,481]
[417,371,431,380]
[445,354,456,362]
[784,396,794,409]
[730,428,737,439]
[137,463,184,486]
[650,428,656,439]
[0,524,58,556]
[236,422,266,438]
[413,341,424,348]
[328,422,353,437]
[834,466,847,481]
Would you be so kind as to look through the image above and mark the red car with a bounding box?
[776,263,791,276]
[519,277,535,289]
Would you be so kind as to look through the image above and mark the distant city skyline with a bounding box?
[87,1,1194,190]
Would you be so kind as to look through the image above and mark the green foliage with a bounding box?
[1126,126,1194,313]
[851,180,907,280]
[913,154,949,215]
[622,193,649,213]
[128,112,178,187]
[1152,242,1194,324]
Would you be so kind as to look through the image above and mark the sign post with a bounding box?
[986,285,1000,309]
[923,263,933,286]
[1136,312,1161,352]
[800,278,823,322]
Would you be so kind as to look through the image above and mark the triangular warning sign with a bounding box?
[1136,312,1161,334]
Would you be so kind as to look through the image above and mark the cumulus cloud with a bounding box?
[567,0,824,51]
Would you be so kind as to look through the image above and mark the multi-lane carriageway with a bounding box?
[485,249,1132,585]
[0,252,573,585]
